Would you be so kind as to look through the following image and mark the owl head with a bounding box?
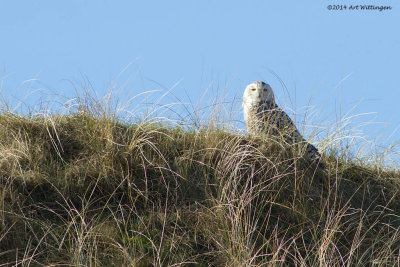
[243,81,275,107]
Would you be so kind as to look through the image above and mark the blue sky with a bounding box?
[1,1,399,160]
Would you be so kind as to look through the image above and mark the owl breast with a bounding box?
[244,103,269,137]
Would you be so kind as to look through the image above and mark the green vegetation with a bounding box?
[0,95,399,266]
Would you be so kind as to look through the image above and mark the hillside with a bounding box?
[1,110,400,266]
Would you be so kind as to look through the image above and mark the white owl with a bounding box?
[243,81,322,165]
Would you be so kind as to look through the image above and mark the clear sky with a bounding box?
[1,1,399,162]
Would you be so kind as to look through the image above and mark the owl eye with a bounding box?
[251,88,256,91]
[264,89,268,92]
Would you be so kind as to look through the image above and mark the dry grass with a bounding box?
[0,89,399,266]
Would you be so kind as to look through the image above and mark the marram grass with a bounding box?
[0,107,400,266]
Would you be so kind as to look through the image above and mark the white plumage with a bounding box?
[243,81,322,165]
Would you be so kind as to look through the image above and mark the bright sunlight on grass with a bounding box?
[0,84,399,266]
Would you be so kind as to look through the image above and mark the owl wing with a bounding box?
[261,104,304,142]
[262,104,322,164]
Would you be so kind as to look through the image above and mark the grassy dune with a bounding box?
[0,98,400,266]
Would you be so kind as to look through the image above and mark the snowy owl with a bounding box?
[243,81,322,165]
